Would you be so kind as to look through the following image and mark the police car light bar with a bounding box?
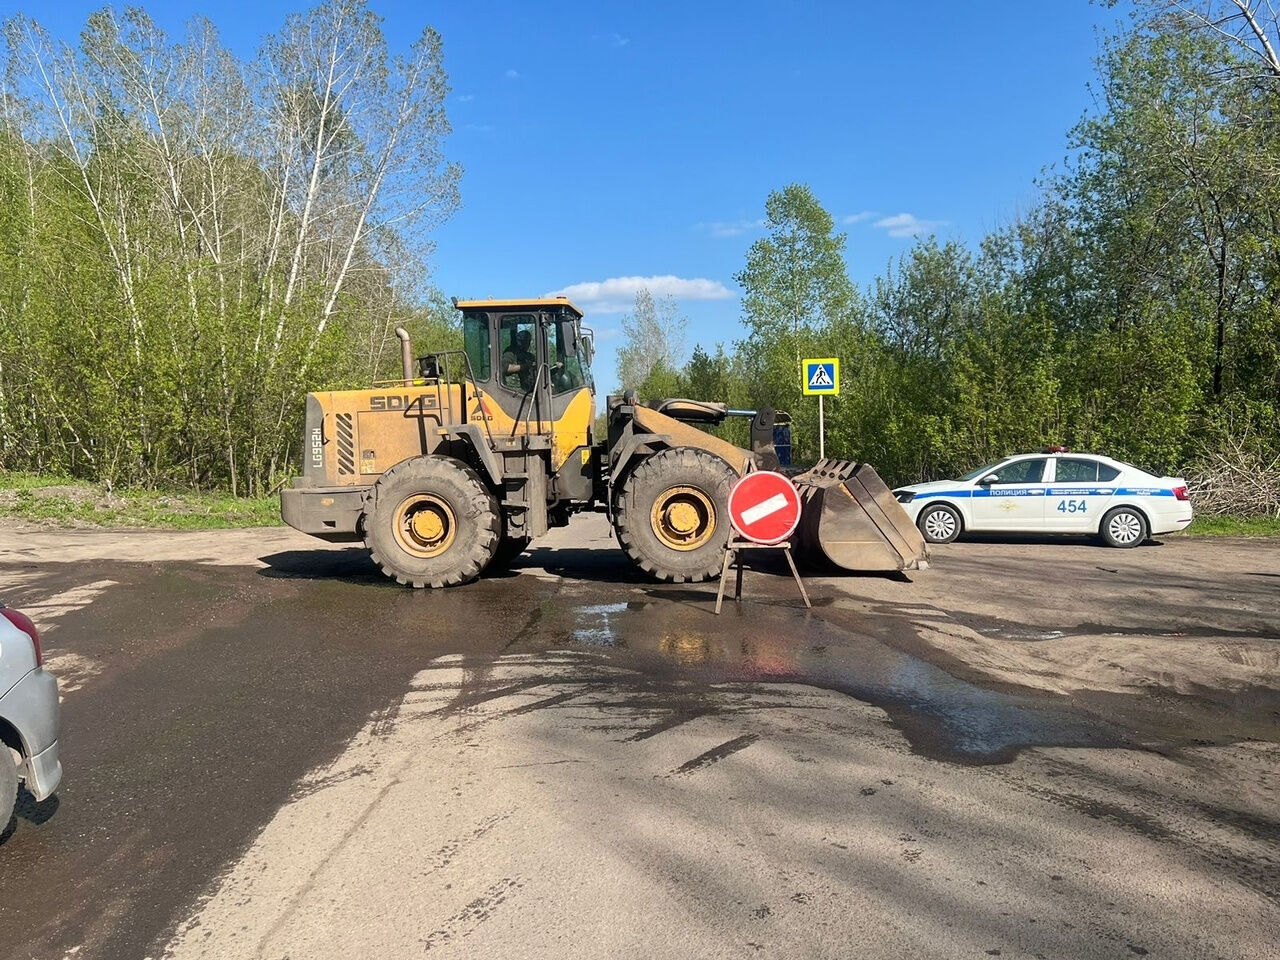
[1043,445,1070,453]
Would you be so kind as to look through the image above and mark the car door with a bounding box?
[970,456,1049,530]
[1046,457,1117,530]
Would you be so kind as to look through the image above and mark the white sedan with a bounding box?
[893,451,1193,547]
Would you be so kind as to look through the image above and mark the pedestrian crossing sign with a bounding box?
[802,358,840,396]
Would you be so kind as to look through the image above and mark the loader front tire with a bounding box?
[614,447,736,583]
[364,456,500,588]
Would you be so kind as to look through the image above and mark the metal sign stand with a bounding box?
[714,536,812,614]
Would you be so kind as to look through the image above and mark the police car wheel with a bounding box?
[917,503,961,544]
[1100,506,1147,548]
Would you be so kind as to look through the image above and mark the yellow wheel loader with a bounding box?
[280,298,928,587]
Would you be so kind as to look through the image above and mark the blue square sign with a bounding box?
[802,358,840,396]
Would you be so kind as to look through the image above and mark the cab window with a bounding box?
[462,312,491,381]
[499,314,538,392]
[1097,463,1120,482]
[549,319,588,394]
[991,458,1046,484]
[1056,458,1099,483]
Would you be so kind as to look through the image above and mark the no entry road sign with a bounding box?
[728,471,802,544]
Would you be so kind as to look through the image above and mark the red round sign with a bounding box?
[728,471,802,544]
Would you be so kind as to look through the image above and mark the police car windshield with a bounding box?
[959,460,1007,482]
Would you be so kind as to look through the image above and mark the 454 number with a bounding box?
[1056,499,1088,514]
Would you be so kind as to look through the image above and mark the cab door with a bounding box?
[970,456,1049,530]
[489,312,551,429]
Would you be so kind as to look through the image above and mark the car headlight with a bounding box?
[894,490,915,504]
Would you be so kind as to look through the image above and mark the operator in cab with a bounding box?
[502,329,537,392]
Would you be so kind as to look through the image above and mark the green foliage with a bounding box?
[617,289,688,394]
[661,15,1279,498]
[733,183,861,462]
[0,2,459,496]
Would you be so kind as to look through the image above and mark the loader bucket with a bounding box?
[792,459,930,573]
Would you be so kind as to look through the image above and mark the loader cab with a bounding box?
[456,298,595,425]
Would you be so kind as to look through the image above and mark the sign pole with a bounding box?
[801,358,839,461]
[818,394,825,460]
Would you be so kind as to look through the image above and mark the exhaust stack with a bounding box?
[394,326,413,384]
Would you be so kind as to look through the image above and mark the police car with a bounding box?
[893,450,1193,547]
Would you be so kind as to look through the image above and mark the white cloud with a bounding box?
[455,93,475,103]
[547,275,734,314]
[842,210,877,225]
[593,32,630,47]
[696,218,765,238]
[873,212,948,238]
[504,68,521,80]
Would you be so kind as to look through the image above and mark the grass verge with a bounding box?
[1174,514,1280,538]
[0,471,281,529]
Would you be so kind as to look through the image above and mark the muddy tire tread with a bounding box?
[363,456,499,589]
[613,447,736,583]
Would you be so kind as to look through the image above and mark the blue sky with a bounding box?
[0,1,1126,390]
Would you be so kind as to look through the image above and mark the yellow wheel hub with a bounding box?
[411,510,445,542]
[393,494,457,559]
[651,485,716,551]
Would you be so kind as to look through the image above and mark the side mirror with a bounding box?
[977,473,999,485]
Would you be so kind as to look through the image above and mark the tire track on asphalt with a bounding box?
[673,733,761,775]
[253,760,414,957]
[418,876,525,952]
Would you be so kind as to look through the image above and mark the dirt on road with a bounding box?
[6,514,1274,705]
[0,515,1277,959]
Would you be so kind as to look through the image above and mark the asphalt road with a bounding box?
[1,515,1277,959]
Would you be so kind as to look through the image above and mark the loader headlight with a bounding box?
[894,490,915,504]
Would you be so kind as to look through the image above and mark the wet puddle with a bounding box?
[572,602,629,645]
[562,595,1128,765]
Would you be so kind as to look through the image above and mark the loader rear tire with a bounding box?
[364,456,500,588]
[614,447,736,583]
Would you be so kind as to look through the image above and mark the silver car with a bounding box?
[1,603,62,834]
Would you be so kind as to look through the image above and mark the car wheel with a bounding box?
[1,746,17,837]
[917,503,962,544]
[1100,506,1147,548]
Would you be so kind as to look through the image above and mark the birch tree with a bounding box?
[616,289,688,394]
[0,0,460,493]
